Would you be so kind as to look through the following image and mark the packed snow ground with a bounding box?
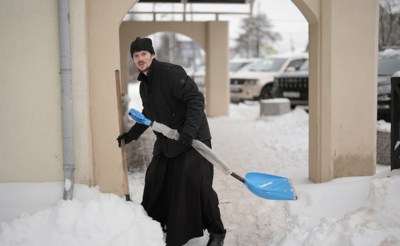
[1,83,399,246]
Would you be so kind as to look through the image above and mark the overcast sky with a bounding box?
[127,0,309,54]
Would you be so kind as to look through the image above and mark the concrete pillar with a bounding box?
[87,0,139,196]
[205,21,230,117]
[70,0,94,186]
[292,0,378,182]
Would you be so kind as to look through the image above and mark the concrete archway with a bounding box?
[84,0,379,196]
[119,21,230,117]
[0,0,380,196]
[291,0,379,183]
[82,1,229,195]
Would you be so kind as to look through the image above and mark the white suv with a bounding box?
[230,53,308,102]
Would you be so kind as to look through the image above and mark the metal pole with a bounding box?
[391,73,400,170]
[169,32,174,63]
[58,0,75,200]
[183,0,186,21]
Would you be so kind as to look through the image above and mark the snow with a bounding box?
[64,179,72,191]
[260,98,290,103]
[377,120,391,133]
[378,48,400,58]
[1,83,399,246]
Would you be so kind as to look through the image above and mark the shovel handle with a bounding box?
[231,172,245,184]
[115,70,131,201]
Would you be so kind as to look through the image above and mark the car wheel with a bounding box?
[259,84,273,100]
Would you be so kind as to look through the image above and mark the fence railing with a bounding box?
[391,74,400,170]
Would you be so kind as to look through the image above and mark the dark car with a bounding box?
[376,49,400,120]
[272,60,309,109]
[272,49,400,120]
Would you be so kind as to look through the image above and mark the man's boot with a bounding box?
[206,231,226,246]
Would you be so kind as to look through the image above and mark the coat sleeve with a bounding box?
[127,121,149,140]
[127,109,150,140]
[169,67,205,138]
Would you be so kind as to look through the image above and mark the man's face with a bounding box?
[133,51,155,75]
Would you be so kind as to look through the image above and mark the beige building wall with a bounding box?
[0,0,380,196]
[329,0,378,178]
[0,0,64,182]
[70,0,94,186]
[293,0,378,182]
[205,21,230,117]
[86,0,139,196]
[119,21,230,117]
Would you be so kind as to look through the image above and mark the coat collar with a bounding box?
[137,58,158,82]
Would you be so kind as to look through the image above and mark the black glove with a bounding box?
[117,132,134,147]
[179,132,193,146]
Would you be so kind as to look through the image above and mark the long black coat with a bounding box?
[127,58,211,157]
[127,59,224,246]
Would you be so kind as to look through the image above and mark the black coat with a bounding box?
[129,59,225,245]
[128,58,211,157]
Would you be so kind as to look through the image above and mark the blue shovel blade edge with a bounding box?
[245,172,297,200]
[128,108,152,126]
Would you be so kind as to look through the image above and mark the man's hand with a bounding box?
[117,133,134,147]
[179,132,193,146]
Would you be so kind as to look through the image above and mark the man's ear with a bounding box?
[151,54,155,59]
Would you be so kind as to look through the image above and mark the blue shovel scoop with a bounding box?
[129,108,297,201]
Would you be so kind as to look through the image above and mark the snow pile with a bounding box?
[128,171,146,204]
[378,48,400,58]
[1,88,399,246]
[226,101,261,120]
[260,98,290,103]
[280,171,400,246]
[0,193,164,246]
[377,120,391,133]
[210,103,309,178]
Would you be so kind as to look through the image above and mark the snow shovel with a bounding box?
[128,108,297,201]
[115,70,131,202]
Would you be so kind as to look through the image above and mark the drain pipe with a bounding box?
[58,0,75,200]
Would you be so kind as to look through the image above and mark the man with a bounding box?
[117,37,226,246]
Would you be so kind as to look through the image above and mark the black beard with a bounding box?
[137,67,150,74]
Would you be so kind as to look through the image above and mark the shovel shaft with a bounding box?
[231,172,245,184]
[115,70,131,201]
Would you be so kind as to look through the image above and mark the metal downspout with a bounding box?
[58,0,75,200]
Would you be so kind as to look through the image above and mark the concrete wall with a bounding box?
[293,0,378,182]
[119,21,229,117]
[329,0,378,178]
[86,0,139,196]
[70,0,94,186]
[0,0,64,182]
[0,0,380,195]
[205,21,230,117]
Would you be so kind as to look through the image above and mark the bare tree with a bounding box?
[379,0,400,50]
[155,32,171,62]
[154,32,191,67]
[234,14,281,58]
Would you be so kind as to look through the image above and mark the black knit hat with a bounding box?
[130,37,155,57]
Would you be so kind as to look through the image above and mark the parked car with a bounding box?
[272,49,400,120]
[229,58,261,75]
[187,58,261,95]
[230,53,308,102]
[272,60,309,109]
[377,49,400,120]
